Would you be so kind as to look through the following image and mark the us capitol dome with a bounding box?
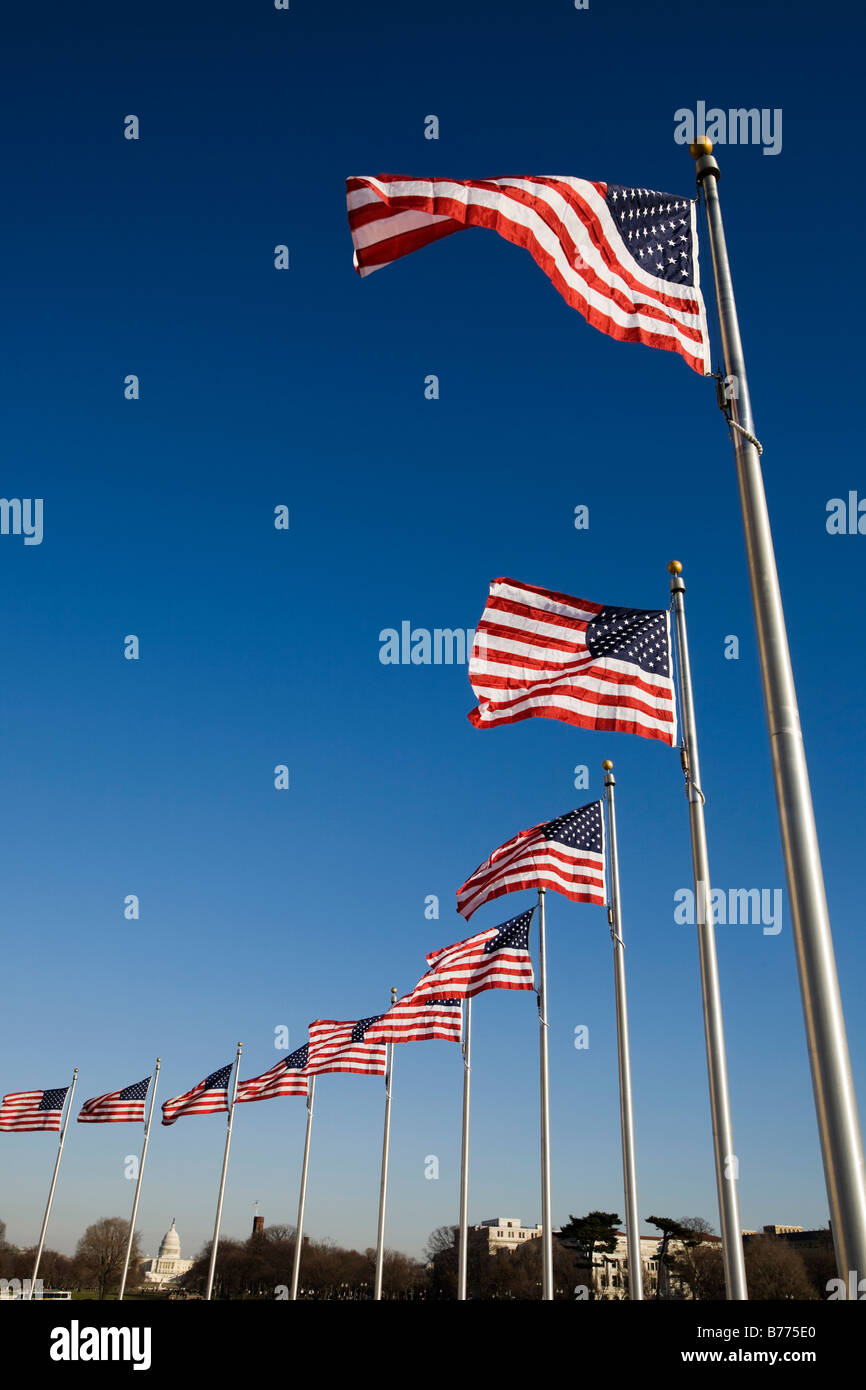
[141,1218,195,1287]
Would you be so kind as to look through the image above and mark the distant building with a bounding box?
[471,1217,733,1297]
[475,1219,666,1296]
[141,1218,194,1288]
[553,1226,724,1298]
[743,1223,833,1255]
[474,1218,542,1251]
[590,1232,662,1297]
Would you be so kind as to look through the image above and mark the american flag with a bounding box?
[346,175,709,374]
[77,1076,151,1124]
[161,1064,233,1126]
[457,803,607,920]
[0,1086,69,1133]
[469,577,677,746]
[236,1047,309,1103]
[363,991,462,1044]
[306,1019,388,1076]
[415,910,536,1000]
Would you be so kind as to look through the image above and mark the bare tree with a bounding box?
[75,1218,141,1299]
[679,1216,715,1238]
[669,1238,726,1300]
[261,1224,295,1244]
[800,1241,836,1299]
[423,1226,457,1263]
[512,1234,585,1300]
[648,1215,716,1299]
[743,1236,815,1300]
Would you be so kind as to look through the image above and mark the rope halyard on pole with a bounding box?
[728,419,763,454]
[680,741,707,805]
[713,371,764,453]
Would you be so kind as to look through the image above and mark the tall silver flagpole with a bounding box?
[373,987,398,1301]
[117,1058,161,1301]
[537,887,554,1300]
[668,562,748,1300]
[289,1072,316,1301]
[602,764,643,1301]
[692,138,866,1281]
[457,995,472,1301]
[28,1068,78,1299]
[205,1042,242,1301]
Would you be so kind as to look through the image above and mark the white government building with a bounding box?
[140,1218,195,1288]
[474,1218,715,1297]
[475,1218,544,1251]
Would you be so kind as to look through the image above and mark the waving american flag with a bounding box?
[363,992,462,1045]
[306,1019,388,1076]
[0,1086,69,1133]
[469,577,677,746]
[78,1076,151,1124]
[236,1047,309,1103]
[415,910,536,1000]
[347,174,710,374]
[161,1065,232,1126]
[457,803,607,920]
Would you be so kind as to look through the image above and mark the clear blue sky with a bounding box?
[1,0,864,1267]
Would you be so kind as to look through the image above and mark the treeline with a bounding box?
[425,1213,837,1301]
[0,1216,143,1298]
[1,1212,838,1300]
[667,1231,835,1301]
[181,1225,426,1300]
[425,1225,589,1300]
[0,1243,80,1289]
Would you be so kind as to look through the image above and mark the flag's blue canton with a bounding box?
[351,1016,383,1042]
[119,1078,151,1102]
[39,1088,68,1111]
[285,1045,308,1070]
[605,185,694,285]
[587,606,670,678]
[486,909,534,954]
[204,1065,232,1090]
[543,804,603,853]
[424,998,462,1007]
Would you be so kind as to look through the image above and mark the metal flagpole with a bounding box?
[28,1067,78,1300]
[602,763,643,1301]
[289,1073,316,1301]
[537,887,554,1300]
[691,138,866,1282]
[457,995,472,1300]
[117,1058,161,1301]
[373,987,398,1301]
[205,1042,242,1301]
[668,562,748,1299]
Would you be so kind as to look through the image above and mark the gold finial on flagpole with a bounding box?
[668,560,683,575]
[602,759,613,771]
[689,136,713,158]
